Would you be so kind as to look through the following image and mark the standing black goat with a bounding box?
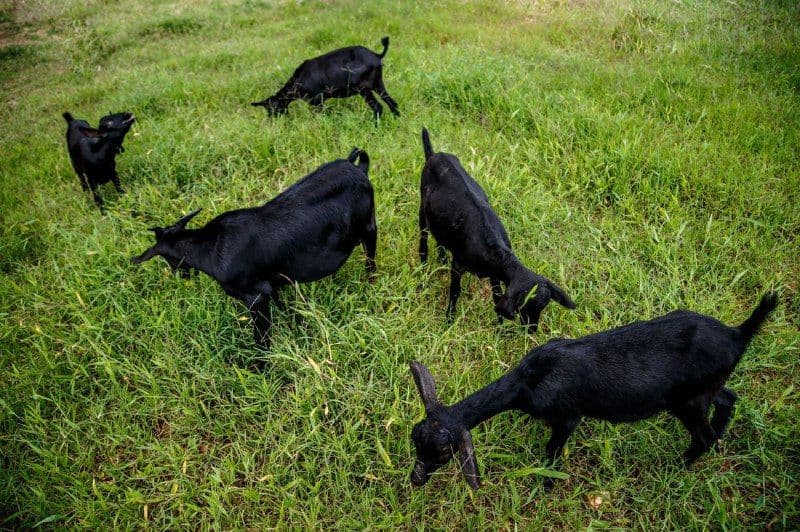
[408,293,778,490]
[251,37,400,120]
[63,111,135,210]
[418,128,575,329]
[131,148,376,350]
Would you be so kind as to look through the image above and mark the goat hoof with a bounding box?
[683,449,706,466]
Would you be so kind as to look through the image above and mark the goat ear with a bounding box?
[131,245,160,264]
[78,126,102,138]
[458,428,480,489]
[547,280,576,310]
[175,208,202,228]
[409,361,439,413]
[148,226,165,238]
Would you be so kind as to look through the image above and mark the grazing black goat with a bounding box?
[251,37,400,120]
[418,128,575,329]
[409,293,778,490]
[63,111,135,210]
[131,148,376,350]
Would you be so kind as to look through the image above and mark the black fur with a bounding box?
[131,149,377,350]
[251,37,400,121]
[409,293,778,490]
[63,111,135,210]
[418,128,575,329]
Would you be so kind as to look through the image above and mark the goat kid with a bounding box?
[131,148,376,350]
[63,111,135,210]
[409,293,778,490]
[251,37,400,121]
[419,128,575,330]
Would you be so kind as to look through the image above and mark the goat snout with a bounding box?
[410,462,429,487]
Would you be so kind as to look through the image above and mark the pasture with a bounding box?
[1,0,798,528]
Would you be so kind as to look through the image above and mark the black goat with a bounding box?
[418,128,575,329]
[63,111,135,209]
[409,293,778,490]
[131,148,376,350]
[251,37,400,120]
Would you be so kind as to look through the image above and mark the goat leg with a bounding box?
[90,185,104,212]
[673,400,717,465]
[437,244,447,264]
[419,208,429,264]
[375,74,400,116]
[362,212,377,278]
[78,172,89,191]
[542,417,581,491]
[491,278,503,324]
[111,173,125,194]
[360,90,383,122]
[710,387,738,444]
[250,297,273,351]
[447,262,463,320]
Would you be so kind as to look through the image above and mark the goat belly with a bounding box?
[323,68,365,97]
[590,405,664,423]
[274,246,354,283]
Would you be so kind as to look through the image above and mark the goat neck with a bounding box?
[500,253,537,286]
[446,369,524,430]
[164,229,217,275]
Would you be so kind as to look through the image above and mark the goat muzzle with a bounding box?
[410,462,429,487]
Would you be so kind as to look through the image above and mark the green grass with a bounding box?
[1,0,799,528]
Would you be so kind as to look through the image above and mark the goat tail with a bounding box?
[250,100,266,107]
[378,36,390,58]
[421,128,433,160]
[357,150,370,174]
[63,112,74,123]
[738,292,778,342]
[348,147,370,174]
[548,280,576,310]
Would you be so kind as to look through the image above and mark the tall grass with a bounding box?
[1,0,798,528]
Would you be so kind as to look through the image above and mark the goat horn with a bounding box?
[176,208,202,228]
[409,361,439,413]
